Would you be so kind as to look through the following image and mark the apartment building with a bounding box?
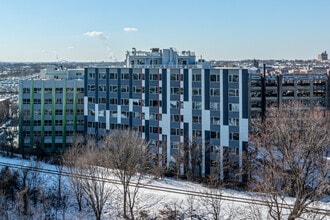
[18,70,84,152]
[84,63,249,181]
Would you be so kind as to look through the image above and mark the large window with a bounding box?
[210,74,220,82]
[229,118,239,126]
[229,89,239,97]
[192,74,201,82]
[229,74,239,83]
[192,115,202,123]
[170,87,183,95]
[192,101,202,110]
[210,88,220,96]
[229,103,239,112]
[171,114,183,122]
[229,132,239,140]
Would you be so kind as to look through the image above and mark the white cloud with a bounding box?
[123,27,138,32]
[67,46,74,49]
[84,31,107,40]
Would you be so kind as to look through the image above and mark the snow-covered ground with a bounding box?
[0,155,329,219]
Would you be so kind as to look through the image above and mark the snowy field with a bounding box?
[0,155,329,220]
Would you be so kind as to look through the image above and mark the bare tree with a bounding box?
[249,102,330,220]
[198,177,224,220]
[104,129,150,219]
[64,136,114,220]
[63,136,85,212]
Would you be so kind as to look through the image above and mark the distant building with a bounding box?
[19,68,84,152]
[250,72,330,118]
[317,51,328,61]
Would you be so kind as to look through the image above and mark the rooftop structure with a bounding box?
[125,48,197,68]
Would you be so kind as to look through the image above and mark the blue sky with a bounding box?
[0,0,329,62]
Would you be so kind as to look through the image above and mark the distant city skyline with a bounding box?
[0,0,329,62]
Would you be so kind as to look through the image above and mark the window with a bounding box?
[192,74,201,82]
[66,109,74,115]
[229,132,239,140]
[110,111,117,117]
[121,111,129,118]
[170,73,179,81]
[229,103,239,112]
[149,100,161,107]
[171,128,183,136]
[170,141,179,149]
[45,120,52,126]
[34,88,41,93]
[99,98,106,104]
[23,99,30,104]
[133,112,145,119]
[88,72,95,79]
[109,86,118,92]
[210,131,220,139]
[133,86,144,93]
[193,130,202,137]
[150,113,161,120]
[88,97,95,104]
[170,101,183,109]
[171,114,183,122]
[23,109,30,115]
[192,101,202,110]
[229,89,239,97]
[23,88,30,93]
[150,126,161,134]
[210,102,220,111]
[34,120,41,126]
[210,74,220,82]
[132,99,143,106]
[109,73,117,79]
[99,72,106,79]
[66,88,73,93]
[170,87,183,95]
[55,109,63,115]
[55,120,62,126]
[149,74,158,81]
[56,88,63,93]
[211,145,220,153]
[77,88,84,93]
[192,115,202,123]
[229,74,239,83]
[192,88,201,96]
[121,99,129,105]
[99,123,106,129]
[44,99,52,104]
[44,88,52,93]
[121,85,129,93]
[34,99,41,104]
[229,118,239,126]
[210,116,220,125]
[67,99,73,104]
[150,86,161,94]
[88,109,95,116]
[88,85,95,91]
[109,98,117,105]
[121,73,129,80]
[210,88,220,96]
[98,85,106,92]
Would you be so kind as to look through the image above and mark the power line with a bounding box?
[0,160,328,216]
